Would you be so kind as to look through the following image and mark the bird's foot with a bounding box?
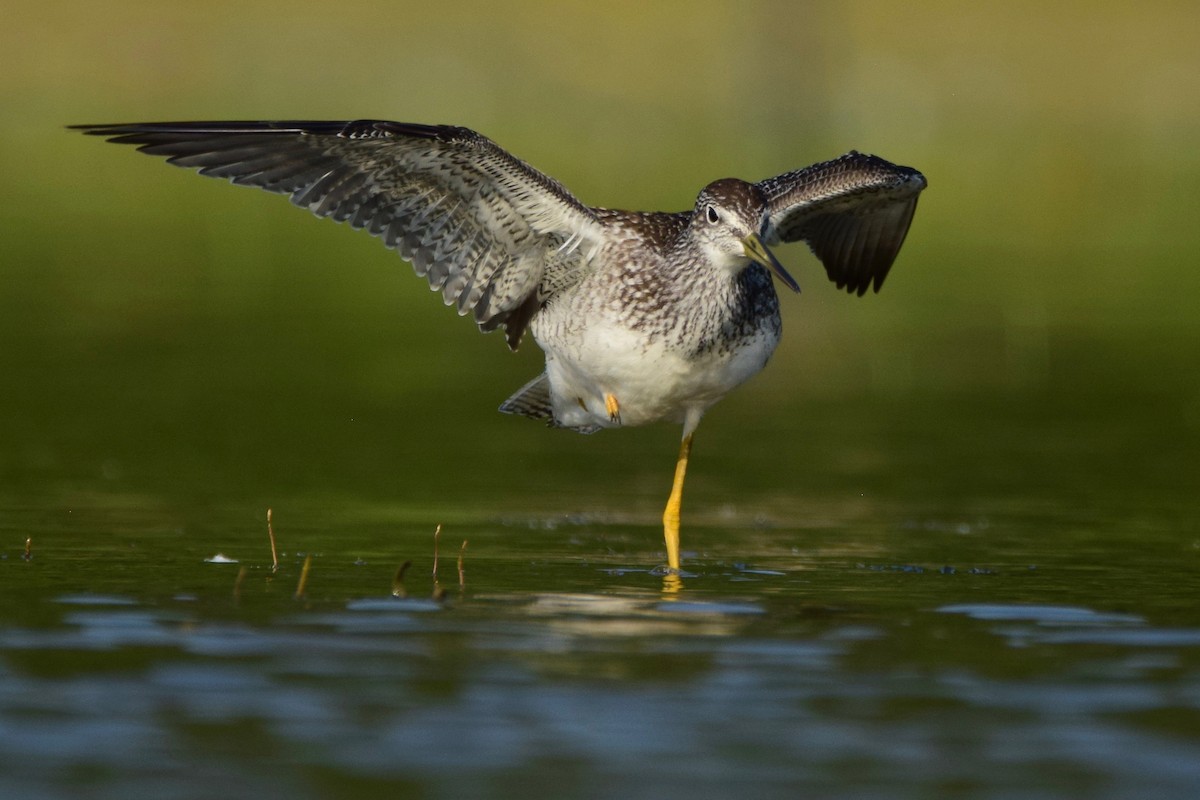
[650,564,696,592]
[604,392,622,425]
[649,564,688,577]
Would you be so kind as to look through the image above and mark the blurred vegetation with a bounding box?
[1,2,1197,519]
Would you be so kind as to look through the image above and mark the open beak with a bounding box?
[742,233,800,293]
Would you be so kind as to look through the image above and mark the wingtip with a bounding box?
[68,124,120,135]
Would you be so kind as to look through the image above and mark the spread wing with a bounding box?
[757,152,926,296]
[72,120,606,349]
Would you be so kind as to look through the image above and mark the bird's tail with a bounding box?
[499,373,600,434]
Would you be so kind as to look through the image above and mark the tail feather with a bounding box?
[499,373,601,434]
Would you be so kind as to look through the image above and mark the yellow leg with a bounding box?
[661,432,693,572]
[604,392,621,424]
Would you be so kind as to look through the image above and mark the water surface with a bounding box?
[2,402,1198,799]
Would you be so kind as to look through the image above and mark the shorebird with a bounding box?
[73,120,926,573]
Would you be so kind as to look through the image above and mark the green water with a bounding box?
[2,303,1198,798]
[2,455,1199,798]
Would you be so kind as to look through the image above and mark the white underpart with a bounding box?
[536,306,778,438]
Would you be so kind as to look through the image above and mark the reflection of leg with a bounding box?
[661,432,694,572]
[604,392,621,424]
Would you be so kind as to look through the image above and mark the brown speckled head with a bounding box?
[693,178,769,235]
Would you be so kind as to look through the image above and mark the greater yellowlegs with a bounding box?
[73,120,926,572]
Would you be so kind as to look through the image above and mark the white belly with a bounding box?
[535,315,779,434]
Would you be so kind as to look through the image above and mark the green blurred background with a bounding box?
[2,1,1197,530]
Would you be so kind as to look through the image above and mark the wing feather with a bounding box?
[72,120,604,348]
[758,151,926,296]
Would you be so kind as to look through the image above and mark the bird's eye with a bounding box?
[706,205,720,224]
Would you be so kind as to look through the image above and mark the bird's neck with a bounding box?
[664,228,747,289]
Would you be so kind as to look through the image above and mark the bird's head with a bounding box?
[691,178,800,293]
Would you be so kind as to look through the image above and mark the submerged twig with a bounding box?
[233,565,247,601]
[457,540,468,588]
[22,537,32,562]
[392,560,412,598]
[431,523,442,581]
[294,554,312,600]
[393,524,457,601]
[266,508,279,573]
